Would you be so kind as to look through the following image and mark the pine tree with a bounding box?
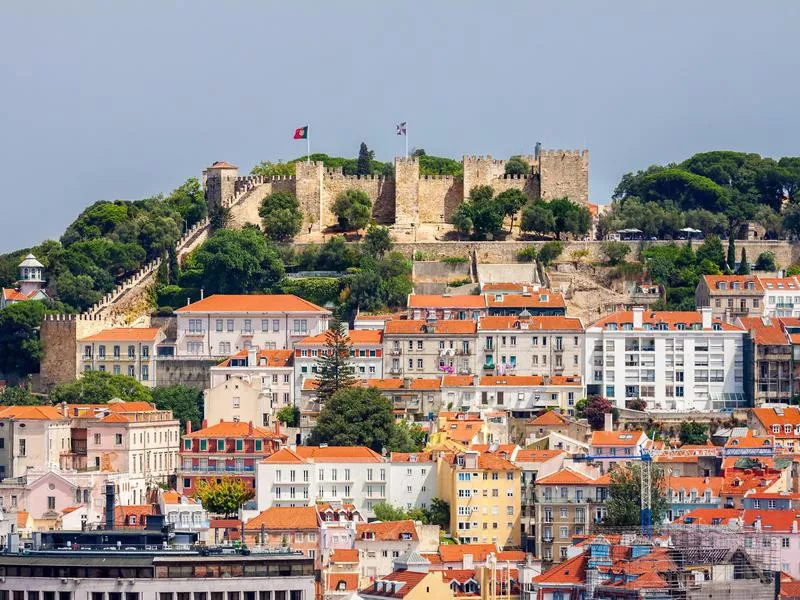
[356,142,373,176]
[314,317,357,403]
[726,236,736,272]
[737,247,750,274]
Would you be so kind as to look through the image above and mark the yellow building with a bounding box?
[359,570,454,600]
[438,449,521,547]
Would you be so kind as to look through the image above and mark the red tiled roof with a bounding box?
[591,430,647,447]
[330,548,359,564]
[536,468,598,485]
[665,476,724,497]
[408,295,486,309]
[360,570,428,598]
[591,310,742,331]
[98,413,130,423]
[114,505,155,528]
[479,375,582,387]
[724,430,774,449]
[79,328,161,342]
[390,452,434,463]
[184,419,281,439]
[513,449,564,462]
[482,283,538,293]
[384,320,477,335]
[477,452,518,471]
[703,274,764,292]
[245,506,319,530]
[478,315,583,331]
[207,161,238,169]
[0,405,65,420]
[357,520,418,541]
[530,411,567,426]
[176,294,328,314]
[738,317,789,346]
[760,276,800,290]
[217,349,294,368]
[752,407,800,438]
[437,544,496,563]
[262,446,382,464]
[674,508,742,525]
[296,329,382,346]
[326,573,359,592]
[533,553,588,584]
[1,288,28,302]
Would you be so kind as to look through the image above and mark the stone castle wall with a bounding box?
[39,315,108,390]
[206,149,589,231]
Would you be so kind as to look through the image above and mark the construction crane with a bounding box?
[571,445,719,538]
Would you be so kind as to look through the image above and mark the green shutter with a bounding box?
[200,439,207,451]
[236,439,244,451]
[183,439,191,450]
[255,440,263,452]
[217,439,225,451]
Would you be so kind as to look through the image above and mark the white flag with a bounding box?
[396,122,407,136]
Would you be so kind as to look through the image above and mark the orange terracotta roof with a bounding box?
[326,573,359,592]
[703,274,763,292]
[442,375,474,387]
[296,329,382,346]
[591,310,742,331]
[357,520,418,541]
[61,505,81,515]
[390,452,434,463]
[184,419,281,439]
[207,161,238,169]
[478,315,583,331]
[529,411,567,426]
[533,553,588,584]
[752,407,800,438]
[106,401,159,413]
[486,292,565,308]
[536,468,598,485]
[245,506,319,530]
[408,295,486,309]
[262,446,382,464]
[114,505,155,527]
[477,452,518,471]
[79,328,161,342]
[175,294,328,314]
[738,317,789,346]
[759,276,800,290]
[666,476,724,497]
[443,420,483,443]
[217,348,294,368]
[724,430,774,449]
[514,449,564,462]
[675,508,741,525]
[437,544,496,563]
[0,405,65,420]
[162,490,197,505]
[360,570,427,597]
[16,512,29,527]
[1,288,27,302]
[99,413,130,423]
[591,430,647,447]
[479,375,582,387]
[384,320,476,335]
[330,548,359,564]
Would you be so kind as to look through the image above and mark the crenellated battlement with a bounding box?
[540,149,588,158]
[420,174,456,181]
[463,155,506,166]
[324,173,390,182]
[494,173,531,180]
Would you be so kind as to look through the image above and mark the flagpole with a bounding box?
[405,123,408,159]
[307,126,310,163]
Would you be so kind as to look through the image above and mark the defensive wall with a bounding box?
[205,149,588,232]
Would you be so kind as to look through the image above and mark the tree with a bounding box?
[0,301,48,378]
[259,191,303,242]
[521,202,556,236]
[583,395,616,430]
[51,371,152,404]
[250,161,295,178]
[373,502,410,522]
[356,142,374,176]
[537,241,564,266]
[504,156,529,176]
[151,385,202,433]
[276,405,300,427]
[549,197,591,239]
[0,386,42,405]
[308,387,395,452]
[695,235,726,271]
[603,464,668,527]
[208,203,230,231]
[679,421,708,445]
[166,178,208,227]
[195,478,254,516]
[314,318,357,403]
[494,189,527,232]
[427,498,450,531]
[726,236,736,272]
[332,189,372,231]
[187,228,284,294]
[784,202,800,239]
[317,236,359,272]
[754,251,777,272]
[450,206,473,239]
[625,398,647,412]
[468,186,504,238]
[737,247,750,274]
[600,241,631,265]
[574,398,588,420]
[363,225,393,258]
[388,419,426,453]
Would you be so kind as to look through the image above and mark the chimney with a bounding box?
[186,420,192,434]
[463,553,473,570]
[403,377,411,389]
[248,421,254,436]
[472,375,480,387]
[604,412,614,432]
[700,306,712,330]
[202,419,208,430]
[632,306,644,329]
[61,401,68,417]
[793,520,798,534]
[200,288,205,300]
[248,346,257,366]
[275,419,281,438]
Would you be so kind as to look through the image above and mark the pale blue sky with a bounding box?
[1,1,798,251]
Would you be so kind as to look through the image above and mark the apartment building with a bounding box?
[585,307,746,411]
[439,375,584,417]
[664,475,724,522]
[206,348,294,426]
[0,406,70,479]
[589,430,650,472]
[749,406,800,453]
[355,520,420,580]
[369,378,442,419]
[485,291,566,317]
[178,419,285,495]
[294,329,383,395]
[257,445,386,516]
[159,490,209,533]
[79,327,164,387]
[388,452,437,512]
[533,469,609,563]
[244,506,321,562]
[695,274,764,322]
[174,294,330,358]
[384,320,477,378]
[437,449,521,547]
[62,401,180,504]
[760,276,800,318]
[407,294,486,320]
[477,315,584,378]
[737,316,793,405]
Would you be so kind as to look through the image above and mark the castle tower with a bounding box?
[295,161,325,231]
[538,149,589,204]
[462,155,506,199]
[394,157,420,226]
[17,254,45,297]
[203,161,239,210]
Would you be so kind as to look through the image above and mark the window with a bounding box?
[141,365,149,381]
[188,319,203,334]
[48,496,56,510]
[217,439,225,451]
[18,439,26,457]
[227,319,234,332]
[115,433,123,445]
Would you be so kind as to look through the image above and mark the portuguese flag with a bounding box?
[293,126,308,140]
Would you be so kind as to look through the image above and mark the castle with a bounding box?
[204,148,589,231]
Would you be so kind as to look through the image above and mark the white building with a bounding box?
[174,294,330,358]
[387,452,437,512]
[354,519,420,580]
[1,254,49,309]
[760,276,800,318]
[584,307,746,411]
[257,446,387,516]
[159,489,209,533]
[294,329,383,397]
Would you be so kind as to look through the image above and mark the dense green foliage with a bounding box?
[504,156,530,176]
[332,189,373,231]
[583,395,617,430]
[363,226,393,258]
[373,497,448,528]
[604,151,800,239]
[521,197,590,239]
[252,150,394,178]
[537,241,564,266]
[412,149,463,177]
[679,421,709,445]
[0,386,43,405]
[600,241,631,265]
[603,464,668,527]
[450,186,519,240]
[195,479,254,516]
[314,318,358,404]
[276,405,300,427]
[259,191,303,242]
[755,251,777,271]
[0,300,73,379]
[151,385,203,433]
[50,371,152,404]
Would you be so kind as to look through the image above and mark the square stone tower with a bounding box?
[394,157,420,227]
[203,161,239,209]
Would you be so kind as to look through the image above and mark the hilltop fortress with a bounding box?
[204,148,589,230]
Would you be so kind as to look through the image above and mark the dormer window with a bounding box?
[676,323,685,331]
[773,425,781,433]
[495,294,502,302]
[539,295,548,302]
[746,282,754,290]
[785,425,792,434]
[712,323,721,331]
[732,282,740,290]
[718,282,727,290]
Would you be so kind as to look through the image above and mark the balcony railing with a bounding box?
[180,465,255,475]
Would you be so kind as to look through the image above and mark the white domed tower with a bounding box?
[17,254,45,297]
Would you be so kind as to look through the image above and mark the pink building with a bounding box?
[245,505,321,563]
